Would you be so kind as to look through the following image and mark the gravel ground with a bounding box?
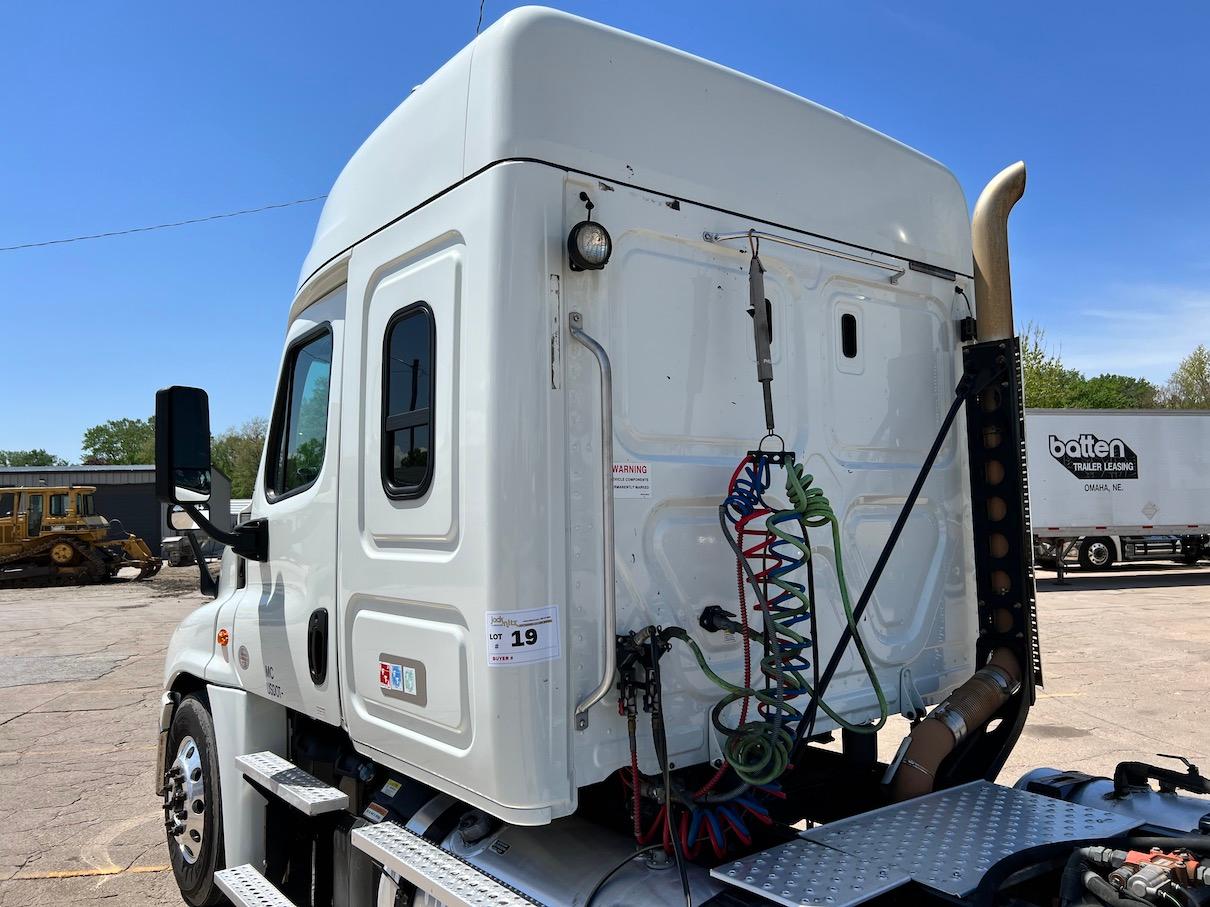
[0,562,1206,905]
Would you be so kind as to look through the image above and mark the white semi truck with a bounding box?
[151,9,1210,907]
[1027,409,1210,574]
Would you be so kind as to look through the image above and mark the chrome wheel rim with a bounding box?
[165,735,206,864]
[1087,542,1110,567]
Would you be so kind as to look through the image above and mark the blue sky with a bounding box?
[2,2,1207,460]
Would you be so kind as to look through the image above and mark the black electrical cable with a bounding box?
[648,634,694,907]
[0,195,327,252]
[795,375,976,746]
[582,844,664,907]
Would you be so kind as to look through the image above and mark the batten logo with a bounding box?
[1048,433,1138,480]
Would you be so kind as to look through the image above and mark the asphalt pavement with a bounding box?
[0,563,1206,905]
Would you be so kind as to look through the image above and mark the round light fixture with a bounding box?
[568,220,612,271]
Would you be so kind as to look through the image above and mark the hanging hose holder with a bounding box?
[746,449,795,468]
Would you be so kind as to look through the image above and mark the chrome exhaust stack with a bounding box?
[971,161,1027,342]
[887,161,1037,801]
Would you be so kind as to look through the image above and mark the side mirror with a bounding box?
[167,504,208,532]
[155,386,212,504]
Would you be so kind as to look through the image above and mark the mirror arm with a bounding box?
[182,503,269,562]
[184,530,220,599]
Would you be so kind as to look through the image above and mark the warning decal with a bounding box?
[486,605,561,667]
[613,462,652,499]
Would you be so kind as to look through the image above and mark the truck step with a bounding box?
[236,751,349,816]
[351,820,538,906]
[215,864,296,907]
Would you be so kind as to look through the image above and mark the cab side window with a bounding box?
[50,494,68,517]
[382,304,434,497]
[267,327,333,499]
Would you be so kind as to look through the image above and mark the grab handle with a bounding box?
[569,311,616,730]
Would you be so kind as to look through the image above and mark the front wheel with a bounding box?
[164,694,225,906]
[1078,537,1115,570]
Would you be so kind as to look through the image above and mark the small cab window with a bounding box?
[383,305,434,497]
[49,494,68,517]
[0,492,14,518]
[26,494,44,533]
[267,328,333,499]
[76,493,95,516]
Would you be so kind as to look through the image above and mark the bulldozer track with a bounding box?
[0,536,109,590]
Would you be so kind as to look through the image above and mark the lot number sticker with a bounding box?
[487,605,561,667]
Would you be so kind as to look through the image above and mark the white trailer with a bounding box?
[147,9,1210,907]
[1027,409,1210,570]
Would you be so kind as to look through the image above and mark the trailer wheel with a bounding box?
[163,694,225,906]
[1078,537,1115,570]
[1181,539,1202,565]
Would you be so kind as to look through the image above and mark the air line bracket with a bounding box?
[746,449,796,468]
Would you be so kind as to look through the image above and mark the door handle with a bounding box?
[307,608,328,685]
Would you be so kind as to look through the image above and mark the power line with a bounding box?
[0,194,328,253]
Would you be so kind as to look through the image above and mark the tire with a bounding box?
[164,694,225,906]
[1180,541,1202,565]
[1078,537,1115,570]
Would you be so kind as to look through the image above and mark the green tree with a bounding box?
[1018,323,1085,408]
[1161,344,1210,409]
[211,417,267,498]
[0,448,67,466]
[1070,373,1159,409]
[81,416,155,464]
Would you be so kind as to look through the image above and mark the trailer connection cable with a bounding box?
[647,634,694,907]
[694,453,891,790]
[620,621,786,863]
[793,368,987,750]
[713,455,797,785]
[769,463,887,733]
[717,463,886,740]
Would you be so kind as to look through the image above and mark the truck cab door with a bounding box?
[231,285,346,725]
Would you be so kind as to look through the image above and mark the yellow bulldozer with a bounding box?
[0,485,161,587]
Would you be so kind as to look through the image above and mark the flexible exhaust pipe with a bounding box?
[971,161,1027,342]
[890,647,1022,801]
